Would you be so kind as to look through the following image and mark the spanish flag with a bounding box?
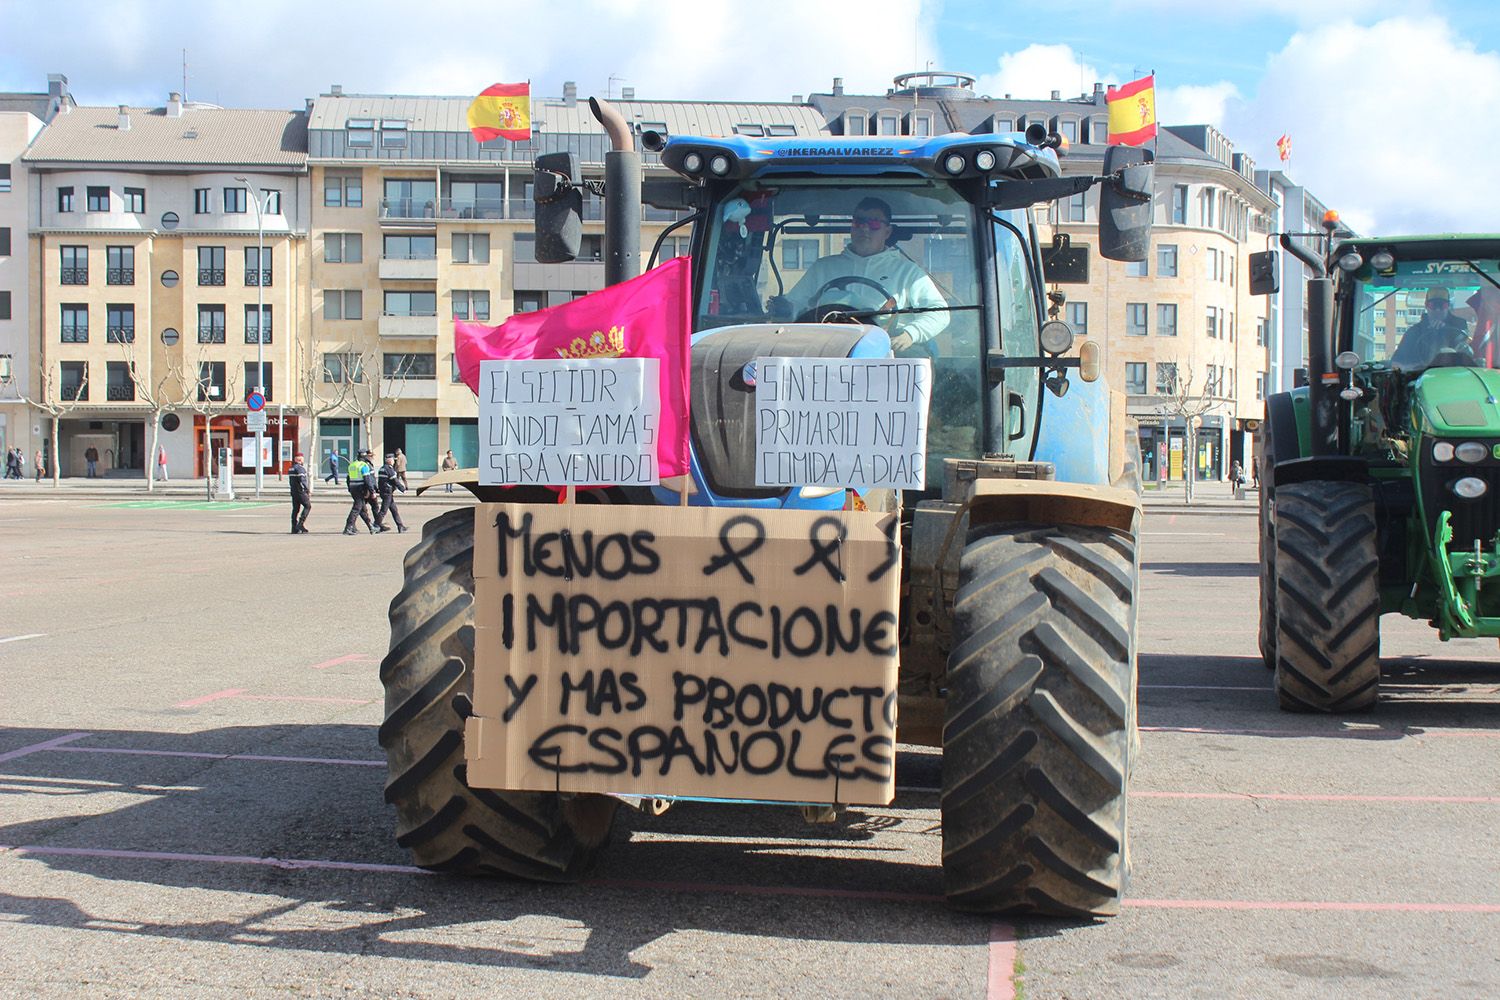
[1106,74,1157,147]
[468,83,531,143]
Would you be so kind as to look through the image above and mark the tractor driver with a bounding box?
[1391,286,1471,370]
[777,197,949,356]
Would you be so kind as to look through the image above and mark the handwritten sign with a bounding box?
[754,357,931,491]
[478,358,660,487]
[466,503,902,805]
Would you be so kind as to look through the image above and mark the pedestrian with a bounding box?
[14,448,24,479]
[156,445,169,481]
[324,449,340,484]
[4,448,17,479]
[343,449,377,535]
[33,448,44,483]
[1251,457,1259,489]
[84,445,99,478]
[440,449,457,493]
[289,451,312,534]
[1230,459,1245,500]
[375,452,408,533]
[394,448,408,490]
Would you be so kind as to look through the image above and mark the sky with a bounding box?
[2,0,1498,235]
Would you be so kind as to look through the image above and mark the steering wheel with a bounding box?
[796,275,898,324]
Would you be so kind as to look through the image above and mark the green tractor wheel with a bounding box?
[1256,432,1276,671]
[941,522,1136,917]
[380,508,618,879]
[1271,481,1381,712]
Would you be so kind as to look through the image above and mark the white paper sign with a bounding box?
[478,358,660,486]
[240,436,274,468]
[754,357,931,491]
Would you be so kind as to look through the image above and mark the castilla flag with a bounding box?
[1276,133,1292,162]
[456,256,693,477]
[1106,74,1157,146]
[468,82,531,142]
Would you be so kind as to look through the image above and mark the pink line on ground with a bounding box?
[1141,724,1500,740]
[174,688,248,708]
[1137,790,1500,805]
[310,653,375,671]
[585,876,943,904]
[51,745,383,767]
[239,695,375,705]
[1126,898,1500,914]
[0,732,92,764]
[987,923,1017,1000]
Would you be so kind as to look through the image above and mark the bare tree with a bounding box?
[119,338,192,493]
[331,344,414,452]
[1155,361,1223,505]
[169,346,243,500]
[297,340,354,472]
[20,359,91,487]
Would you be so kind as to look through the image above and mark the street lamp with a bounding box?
[235,175,266,499]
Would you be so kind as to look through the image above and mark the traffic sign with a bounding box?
[246,391,266,412]
[246,411,268,432]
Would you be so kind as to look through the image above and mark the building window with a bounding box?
[381,120,409,148]
[1126,258,1148,277]
[60,303,88,343]
[106,304,135,343]
[451,354,464,383]
[1065,193,1086,223]
[580,234,604,261]
[262,189,281,215]
[844,112,867,136]
[383,291,437,317]
[123,187,145,213]
[511,232,537,263]
[198,246,226,285]
[1156,362,1178,394]
[324,174,362,207]
[0,228,8,256]
[452,290,491,321]
[781,239,818,269]
[383,352,437,379]
[1059,119,1078,143]
[1206,306,1219,339]
[733,123,765,137]
[106,361,135,402]
[1066,301,1087,336]
[1125,362,1147,395]
[0,163,9,193]
[197,361,226,402]
[1156,303,1178,337]
[325,233,363,263]
[58,186,74,212]
[243,361,273,401]
[1256,373,1266,400]
[60,245,88,284]
[1171,185,1187,225]
[322,352,363,384]
[106,246,135,285]
[194,188,211,213]
[383,234,437,260]
[1157,244,1178,277]
[60,361,88,401]
[197,305,226,344]
[877,112,900,135]
[87,186,110,212]
[454,233,490,264]
[244,304,272,344]
[1126,302,1148,337]
[323,290,363,320]
[347,118,375,147]
[1256,319,1266,347]
[514,290,545,313]
[383,178,437,217]
[244,246,273,286]
[223,187,247,213]
[0,291,9,320]
[910,113,933,137]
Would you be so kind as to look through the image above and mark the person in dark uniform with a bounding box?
[343,449,376,535]
[289,452,312,534]
[375,452,408,533]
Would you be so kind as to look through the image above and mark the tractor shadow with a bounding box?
[1142,561,1259,578]
[0,724,976,980]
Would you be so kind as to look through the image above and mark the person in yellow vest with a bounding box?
[343,449,377,535]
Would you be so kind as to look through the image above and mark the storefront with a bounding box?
[193,413,300,477]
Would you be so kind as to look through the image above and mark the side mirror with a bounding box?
[1041,233,1090,284]
[1248,250,1279,295]
[534,151,582,263]
[1098,145,1154,262]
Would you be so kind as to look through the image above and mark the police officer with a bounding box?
[375,452,408,533]
[343,449,377,535]
[289,451,312,534]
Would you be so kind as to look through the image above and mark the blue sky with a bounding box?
[2,0,1497,234]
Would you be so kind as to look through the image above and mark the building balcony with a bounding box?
[106,385,136,402]
[378,313,437,338]
[384,377,438,399]
[438,197,507,221]
[106,268,135,285]
[379,256,439,281]
[244,269,273,287]
[60,268,88,285]
[198,268,226,286]
[106,327,135,344]
[379,198,437,221]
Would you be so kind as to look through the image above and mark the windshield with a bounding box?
[696,179,1011,477]
[1352,257,1500,371]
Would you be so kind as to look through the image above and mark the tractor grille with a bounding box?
[1420,441,1500,549]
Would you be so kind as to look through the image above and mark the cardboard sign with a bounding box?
[753,357,931,490]
[466,502,902,805]
[477,358,660,487]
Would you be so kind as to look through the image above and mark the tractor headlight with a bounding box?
[1456,441,1488,464]
[1337,252,1364,272]
[1453,476,1488,499]
[1433,441,1456,462]
[974,149,997,171]
[709,154,731,176]
[1370,250,1396,272]
[943,153,966,175]
[682,152,704,173]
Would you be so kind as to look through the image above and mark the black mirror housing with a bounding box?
[1041,233,1090,284]
[1248,250,1279,295]
[534,152,582,264]
[1098,145,1154,262]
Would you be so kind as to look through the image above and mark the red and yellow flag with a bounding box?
[1106,74,1157,147]
[468,83,531,143]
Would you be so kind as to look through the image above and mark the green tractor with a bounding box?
[1252,230,1500,711]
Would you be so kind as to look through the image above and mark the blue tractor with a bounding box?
[383,102,1154,916]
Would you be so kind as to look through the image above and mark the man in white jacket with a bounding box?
[781,197,949,354]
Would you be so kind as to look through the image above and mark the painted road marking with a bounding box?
[174,688,248,708]
[988,923,1018,1000]
[1136,790,1500,805]
[1140,684,1270,691]
[310,653,376,670]
[99,501,276,511]
[174,687,374,708]
[1141,724,1500,739]
[49,745,385,767]
[0,732,92,764]
[0,633,46,645]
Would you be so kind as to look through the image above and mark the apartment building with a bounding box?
[23,96,309,478]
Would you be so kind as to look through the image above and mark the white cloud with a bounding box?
[1156,81,1237,130]
[1222,16,1500,234]
[973,44,1106,100]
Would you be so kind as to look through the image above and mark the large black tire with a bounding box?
[941,522,1136,917]
[381,508,618,879]
[1272,481,1381,712]
[1257,432,1276,670]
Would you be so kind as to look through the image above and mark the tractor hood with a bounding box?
[1411,367,1500,437]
